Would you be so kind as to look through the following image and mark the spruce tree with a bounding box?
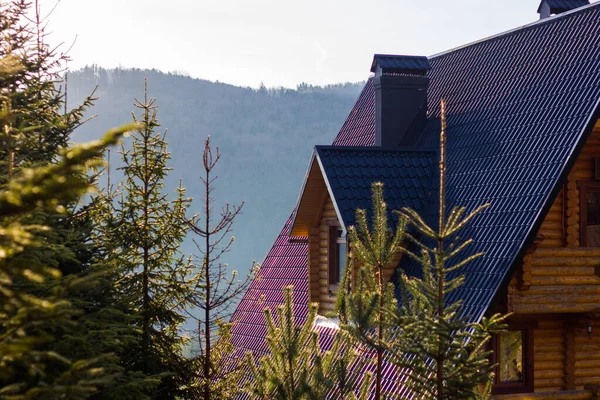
[183,136,256,400]
[0,87,132,397]
[336,182,407,399]
[246,286,364,400]
[391,100,505,399]
[1,2,148,396]
[0,0,74,181]
[92,82,195,397]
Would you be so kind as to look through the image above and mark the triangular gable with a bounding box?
[315,146,437,231]
[289,152,331,237]
[291,147,437,237]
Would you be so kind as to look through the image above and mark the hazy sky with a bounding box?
[40,0,594,88]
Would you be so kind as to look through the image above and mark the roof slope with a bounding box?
[331,3,600,321]
[332,79,376,147]
[315,146,436,230]
[409,2,600,320]
[230,215,309,356]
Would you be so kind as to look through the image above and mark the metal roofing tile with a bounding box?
[370,54,431,74]
[315,147,437,230]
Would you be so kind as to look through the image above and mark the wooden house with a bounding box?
[231,1,600,398]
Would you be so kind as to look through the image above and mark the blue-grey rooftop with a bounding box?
[407,2,600,319]
[315,146,437,231]
[370,54,431,75]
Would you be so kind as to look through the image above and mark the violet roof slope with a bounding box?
[229,214,309,356]
[230,0,600,381]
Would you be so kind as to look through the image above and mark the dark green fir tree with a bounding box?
[0,50,132,395]
[91,82,196,398]
[1,1,146,397]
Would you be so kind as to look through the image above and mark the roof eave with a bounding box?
[314,146,348,237]
[288,149,318,237]
[288,147,348,238]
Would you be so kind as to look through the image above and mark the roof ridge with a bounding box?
[430,0,600,59]
[316,145,437,153]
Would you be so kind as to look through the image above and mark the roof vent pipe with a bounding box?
[538,0,589,19]
[371,54,430,148]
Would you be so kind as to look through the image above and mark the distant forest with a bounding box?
[68,66,364,278]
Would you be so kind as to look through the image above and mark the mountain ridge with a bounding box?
[68,66,364,278]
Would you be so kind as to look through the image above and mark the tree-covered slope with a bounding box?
[68,66,363,278]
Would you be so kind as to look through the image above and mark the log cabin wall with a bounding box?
[308,196,339,314]
[493,317,600,398]
[534,319,566,392]
[307,195,404,315]
[531,317,600,392]
[574,319,600,390]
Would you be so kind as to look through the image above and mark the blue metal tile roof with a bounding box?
[370,54,431,75]
[315,146,437,231]
[407,2,600,320]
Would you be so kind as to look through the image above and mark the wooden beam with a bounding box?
[564,324,576,390]
[512,303,600,314]
[492,390,592,399]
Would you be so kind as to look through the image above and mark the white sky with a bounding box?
[39,0,593,88]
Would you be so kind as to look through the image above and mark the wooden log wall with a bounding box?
[308,195,405,314]
[308,225,321,305]
[534,319,566,392]
[493,317,600,398]
[574,320,600,390]
[507,120,600,315]
[308,197,339,314]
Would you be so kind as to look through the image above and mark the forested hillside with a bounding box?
[68,66,364,278]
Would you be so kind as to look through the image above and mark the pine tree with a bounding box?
[246,286,364,400]
[0,0,75,182]
[1,2,148,396]
[92,82,195,398]
[336,182,407,399]
[391,100,505,399]
[183,136,257,400]
[0,82,132,397]
[336,100,505,399]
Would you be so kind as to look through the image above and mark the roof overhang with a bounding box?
[290,150,346,237]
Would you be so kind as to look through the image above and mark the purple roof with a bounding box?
[332,78,375,147]
[229,214,310,356]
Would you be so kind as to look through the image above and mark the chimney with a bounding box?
[538,0,589,19]
[371,54,430,148]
